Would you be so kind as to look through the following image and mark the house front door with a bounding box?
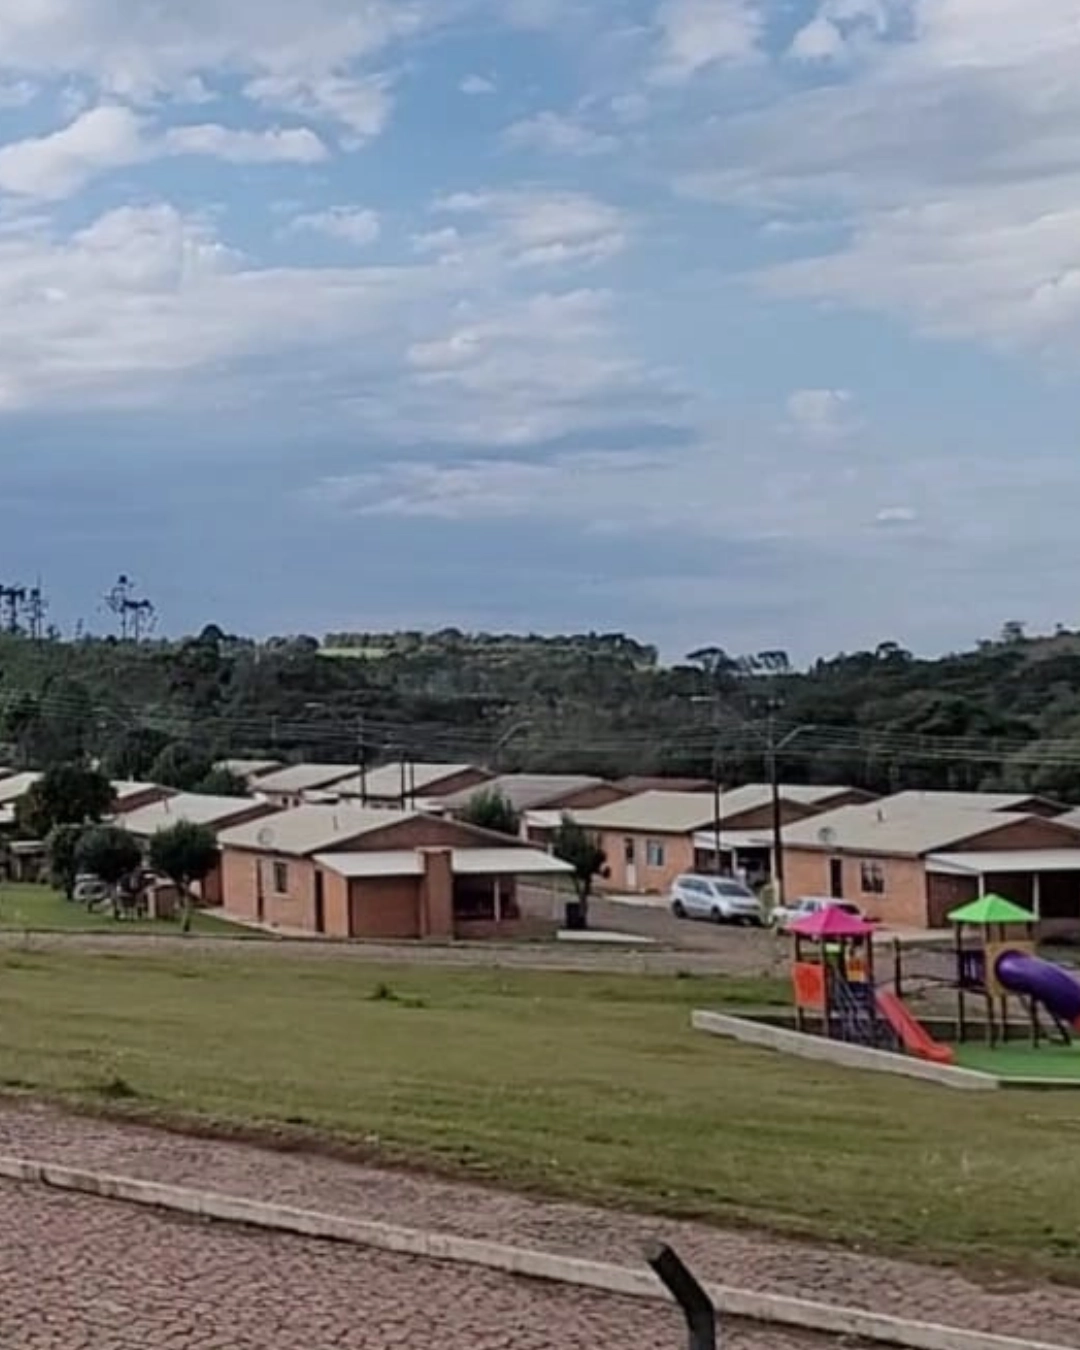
[624,836,638,891]
[829,857,844,898]
[314,870,326,934]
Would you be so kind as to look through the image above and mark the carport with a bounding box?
[692,830,773,886]
[927,849,1080,934]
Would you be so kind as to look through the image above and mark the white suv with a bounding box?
[670,874,764,926]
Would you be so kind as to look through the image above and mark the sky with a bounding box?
[2,0,1080,661]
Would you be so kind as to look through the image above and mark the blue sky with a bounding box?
[1,0,1079,660]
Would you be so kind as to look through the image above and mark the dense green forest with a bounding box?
[4,622,1080,798]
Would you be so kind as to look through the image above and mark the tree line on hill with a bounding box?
[3,619,1080,798]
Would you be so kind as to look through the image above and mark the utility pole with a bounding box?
[356,715,368,805]
[691,696,724,874]
[766,702,785,905]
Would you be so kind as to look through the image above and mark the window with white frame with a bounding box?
[646,839,666,868]
[272,861,289,894]
[859,860,885,895]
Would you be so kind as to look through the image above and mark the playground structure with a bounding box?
[789,894,1080,1068]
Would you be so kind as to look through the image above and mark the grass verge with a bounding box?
[0,884,255,936]
[1,946,1079,1278]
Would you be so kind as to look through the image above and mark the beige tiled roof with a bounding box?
[0,771,42,804]
[782,802,1072,858]
[112,780,170,801]
[880,789,1052,813]
[216,759,282,780]
[576,783,857,835]
[576,791,721,834]
[116,793,274,838]
[332,762,483,799]
[440,774,604,812]
[315,847,573,879]
[220,804,420,857]
[252,763,358,795]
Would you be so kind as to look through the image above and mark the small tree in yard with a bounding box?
[149,820,219,933]
[459,788,521,837]
[45,823,86,900]
[75,825,142,910]
[17,764,116,838]
[552,815,607,929]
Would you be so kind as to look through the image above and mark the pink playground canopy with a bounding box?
[789,907,877,939]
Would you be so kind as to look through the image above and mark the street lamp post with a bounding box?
[490,719,532,773]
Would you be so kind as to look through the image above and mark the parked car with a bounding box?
[771,895,866,933]
[72,873,109,906]
[670,874,764,926]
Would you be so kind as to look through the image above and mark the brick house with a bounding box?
[576,784,869,894]
[218,805,570,939]
[781,802,1080,930]
[115,792,280,906]
[253,763,359,809]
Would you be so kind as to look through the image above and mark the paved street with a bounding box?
[0,1178,860,1350]
[0,1104,1075,1346]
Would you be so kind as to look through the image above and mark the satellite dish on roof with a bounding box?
[256,826,275,848]
[817,825,837,847]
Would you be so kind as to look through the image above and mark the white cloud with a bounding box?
[0,202,451,410]
[0,105,144,199]
[651,0,763,83]
[433,188,630,267]
[460,74,496,95]
[290,206,381,247]
[0,194,664,456]
[396,288,673,447]
[685,0,1080,356]
[875,506,918,527]
[0,106,331,200]
[0,1,418,92]
[785,388,856,441]
[164,123,328,164]
[502,110,618,157]
[0,1,418,144]
[245,73,394,144]
[788,0,895,62]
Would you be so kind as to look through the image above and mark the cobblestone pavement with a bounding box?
[0,1178,859,1350]
[0,1104,1076,1346]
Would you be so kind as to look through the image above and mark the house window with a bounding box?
[646,840,666,868]
[272,861,289,894]
[860,861,885,895]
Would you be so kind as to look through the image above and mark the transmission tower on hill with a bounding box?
[105,574,157,642]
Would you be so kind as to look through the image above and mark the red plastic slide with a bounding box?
[875,991,956,1065]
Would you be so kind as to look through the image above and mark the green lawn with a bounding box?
[0,884,253,936]
[955,1042,1080,1081]
[2,949,1080,1277]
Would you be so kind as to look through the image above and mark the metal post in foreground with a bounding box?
[644,1241,718,1350]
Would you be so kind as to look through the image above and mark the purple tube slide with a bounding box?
[994,951,1080,1027]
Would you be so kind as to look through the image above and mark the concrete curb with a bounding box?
[0,1154,1071,1350]
[692,1009,1002,1091]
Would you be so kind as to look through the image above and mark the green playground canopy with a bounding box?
[948,894,1035,926]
